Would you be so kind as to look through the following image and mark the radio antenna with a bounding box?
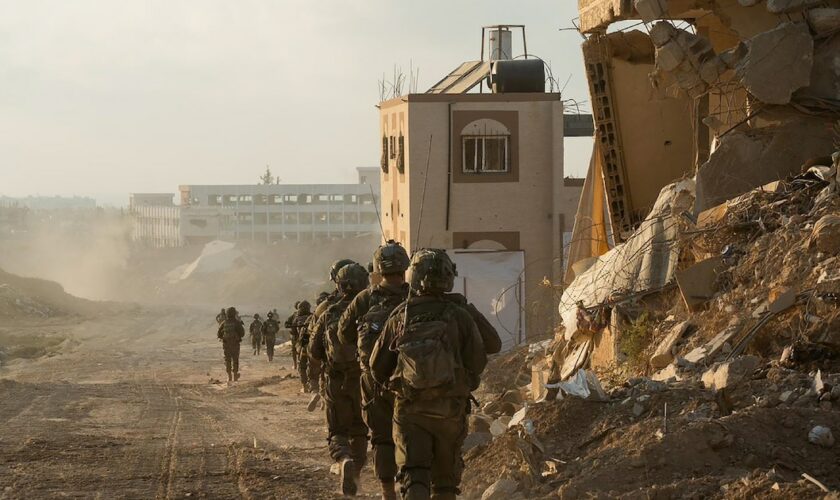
[368,183,386,242]
[414,134,433,252]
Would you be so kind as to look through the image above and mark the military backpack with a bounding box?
[324,303,358,367]
[358,290,406,368]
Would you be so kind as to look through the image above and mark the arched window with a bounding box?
[461,119,510,174]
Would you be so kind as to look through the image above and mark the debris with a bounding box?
[560,337,592,379]
[808,426,835,448]
[766,0,823,14]
[779,391,799,404]
[481,478,519,500]
[469,414,493,434]
[632,402,646,417]
[489,417,512,437]
[809,215,840,254]
[545,369,608,401]
[701,355,760,391]
[508,406,529,429]
[651,321,692,369]
[463,432,493,452]
[735,22,813,105]
[652,363,683,382]
[684,323,741,365]
[676,258,725,312]
[807,8,840,36]
[801,472,830,493]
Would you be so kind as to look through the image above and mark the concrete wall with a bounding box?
[379,93,583,339]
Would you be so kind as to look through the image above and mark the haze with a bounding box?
[0,0,591,206]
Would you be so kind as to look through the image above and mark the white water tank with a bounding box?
[489,28,512,61]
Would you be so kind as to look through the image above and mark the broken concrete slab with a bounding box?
[701,355,760,390]
[652,363,683,382]
[807,8,840,36]
[463,431,493,452]
[684,323,741,365]
[768,288,798,315]
[675,257,725,311]
[560,336,592,380]
[650,321,692,369]
[809,215,840,254]
[489,416,512,437]
[736,22,813,105]
[469,414,493,434]
[481,478,519,500]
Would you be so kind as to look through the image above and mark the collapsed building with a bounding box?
[456,2,840,497]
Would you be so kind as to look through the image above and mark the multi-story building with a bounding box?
[130,167,382,247]
[378,26,589,345]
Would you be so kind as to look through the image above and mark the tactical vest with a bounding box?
[222,319,242,342]
[263,319,279,337]
[250,320,263,335]
[358,289,407,369]
[390,303,462,400]
[293,312,312,344]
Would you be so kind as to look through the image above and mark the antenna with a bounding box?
[368,183,386,242]
[413,134,433,252]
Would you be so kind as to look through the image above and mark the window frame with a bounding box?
[462,135,510,174]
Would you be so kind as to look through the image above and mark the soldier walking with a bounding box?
[261,311,280,362]
[310,263,369,496]
[249,313,264,356]
[217,306,245,383]
[285,303,301,370]
[370,250,487,500]
[337,240,410,500]
[290,300,313,392]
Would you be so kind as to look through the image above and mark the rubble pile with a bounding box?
[0,267,96,319]
[461,153,840,497]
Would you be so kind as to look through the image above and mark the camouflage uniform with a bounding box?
[370,249,487,500]
[306,293,338,394]
[249,317,263,355]
[284,311,299,370]
[337,282,409,487]
[261,315,280,361]
[217,312,245,381]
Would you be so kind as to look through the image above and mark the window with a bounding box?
[389,136,396,159]
[381,136,389,173]
[396,134,405,174]
[462,136,509,173]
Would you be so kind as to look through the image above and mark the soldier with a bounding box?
[370,249,487,500]
[284,302,301,370]
[290,300,313,392]
[249,313,264,356]
[306,262,354,410]
[215,307,226,325]
[310,263,370,496]
[261,311,280,362]
[337,240,410,500]
[217,306,245,382]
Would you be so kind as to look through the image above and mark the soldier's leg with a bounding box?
[267,341,274,361]
[345,370,368,471]
[394,402,434,500]
[231,342,241,380]
[362,372,397,483]
[428,401,468,499]
[298,352,309,389]
[291,341,298,369]
[223,346,233,380]
[308,358,322,393]
[324,370,353,462]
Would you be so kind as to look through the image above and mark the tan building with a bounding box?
[377,27,588,343]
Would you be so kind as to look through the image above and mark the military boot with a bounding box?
[380,480,397,500]
[339,458,357,496]
[227,370,233,382]
[234,371,240,381]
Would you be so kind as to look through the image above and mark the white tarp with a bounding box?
[167,240,243,283]
[450,250,525,352]
[559,179,695,340]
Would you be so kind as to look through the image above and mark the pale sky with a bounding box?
[0,0,592,206]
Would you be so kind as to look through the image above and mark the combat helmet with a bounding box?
[226,306,238,319]
[316,291,330,305]
[408,249,457,295]
[373,240,410,275]
[297,300,311,313]
[329,259,356,282]
[335,263,369,295]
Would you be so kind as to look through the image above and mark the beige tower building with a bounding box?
[377,26,589,345]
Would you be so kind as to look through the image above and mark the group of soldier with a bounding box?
[215,241,499,498]
[280,241,501,500]
[215,307,282,382]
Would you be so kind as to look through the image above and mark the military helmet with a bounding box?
[336,263,369,295]
[316,291,330,305]
[226,306,238,319]
[373,240,410,275]
[408,249,457,294]
[329,259,356,283]
[294,301,300,309]
[254,313,261,319]
[297,300,311,313]
[267,311,274,319]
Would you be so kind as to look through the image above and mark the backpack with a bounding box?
[250,320,263,335]
[263,319,279,336]
[324,304,357,366]
[391,303,459,397]
[358,291,406,368]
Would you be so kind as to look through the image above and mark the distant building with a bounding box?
[130,167,382,247]
[0,195,96,210]
[378,26,588,345]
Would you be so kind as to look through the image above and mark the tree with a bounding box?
[260,165,274,185]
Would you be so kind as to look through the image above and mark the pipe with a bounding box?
[445,101,453,231]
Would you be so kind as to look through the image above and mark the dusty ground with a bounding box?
[0,305,379,499]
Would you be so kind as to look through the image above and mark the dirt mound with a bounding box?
[0,267,100,319]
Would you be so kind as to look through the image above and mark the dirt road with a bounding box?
[0,306,374,499]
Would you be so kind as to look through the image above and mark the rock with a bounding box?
[656,41,685,72]
[701,355,760,391]
[632,402,646,417]
[501,389,524,406]
[808,426,834,448]
[635,0,666,21]
[736,22,813,105]
[718,42,748,69]
[481,478,519,500]
[819,401,833,411]
[808,8,840,35]
[489,416,512,437]
[709,433,735,450]
[832,386,840,401]
[462,432,493,452]
[809,215,840,255]
[650,321,692,369]
[652,363,682,382]
[767,0,823,14]
[779,390,798,404]
[469,414,493,434]
[650,21,677,47]
[684,324,741,365]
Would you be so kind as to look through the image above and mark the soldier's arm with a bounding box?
[465,302,502,354]
[308,314,327,362]
[457,309,488,383]
[237,323,245,341]
[337,290,369,346]
[217,324,224,339]
[369,315,399,386]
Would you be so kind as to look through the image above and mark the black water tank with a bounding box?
[491,59,545,93]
